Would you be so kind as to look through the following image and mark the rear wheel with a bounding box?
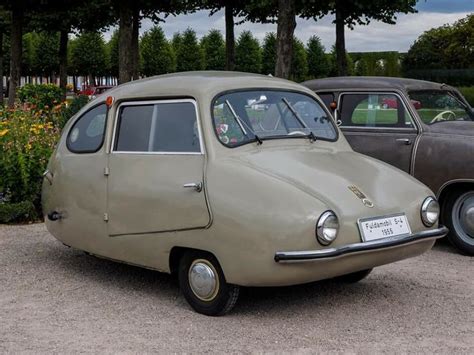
[443,190,474,255]
[178,251,239,316]
[334,269,373,283]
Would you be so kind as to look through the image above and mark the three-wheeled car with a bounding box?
[42,72,447,315]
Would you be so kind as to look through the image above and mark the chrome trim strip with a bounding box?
[274,226,448,263]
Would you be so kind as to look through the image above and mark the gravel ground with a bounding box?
[0,223,473,354]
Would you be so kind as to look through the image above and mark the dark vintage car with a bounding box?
[303,77,474,255]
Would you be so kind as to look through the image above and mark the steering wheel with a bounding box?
[288,131,306,136]
[431,110,456,123]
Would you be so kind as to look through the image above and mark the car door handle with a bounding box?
[183,182,202,192]
[396,138,412,145]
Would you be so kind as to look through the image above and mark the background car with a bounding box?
[303,76,474,255]
[78,85,114,99]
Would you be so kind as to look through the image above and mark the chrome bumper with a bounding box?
[274,226,448,263]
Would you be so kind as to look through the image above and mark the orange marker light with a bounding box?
[106,96,114,107]
[329,101,337,110]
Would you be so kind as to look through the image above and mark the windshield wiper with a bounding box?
[307,131,317,142]
[281,98,316,143]
[225,99,263,145]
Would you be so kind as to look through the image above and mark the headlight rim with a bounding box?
[316,210,339,246]
[421,196,440,227]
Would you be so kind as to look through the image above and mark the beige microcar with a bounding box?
[42,72,448,316]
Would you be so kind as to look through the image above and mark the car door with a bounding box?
[337,92,418,173]
[106,99,210,237]
[50,103,109,249]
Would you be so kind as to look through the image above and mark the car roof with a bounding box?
[103,71,313,101]
[302,76,456,92]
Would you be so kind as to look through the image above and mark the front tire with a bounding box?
[178,251,239,316]
[443,190,474,255]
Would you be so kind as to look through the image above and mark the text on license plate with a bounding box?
[358,213,411,242]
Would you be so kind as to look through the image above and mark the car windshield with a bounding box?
[212,90,337,147]
[408,90,474,124]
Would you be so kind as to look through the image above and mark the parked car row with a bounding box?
[42,72,470,316]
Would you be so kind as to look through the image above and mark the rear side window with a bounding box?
[339,93,414,128]
[114,101,201,153]
[67,104,107,153]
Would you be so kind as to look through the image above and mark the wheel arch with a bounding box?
[169,246,220,275]
[437,179,474,218]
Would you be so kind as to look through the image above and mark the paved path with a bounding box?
[0,224,473,353]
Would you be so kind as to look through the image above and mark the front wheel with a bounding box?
[178,251,240,316]
[443,190,474,255]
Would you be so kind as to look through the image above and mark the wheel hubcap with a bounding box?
[188,259,219,301]
[452,192,474,244]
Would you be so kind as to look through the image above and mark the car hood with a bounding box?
[233,146,432,219]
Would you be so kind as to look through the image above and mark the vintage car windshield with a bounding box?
[408,90,474,125]
[212,90,337,147]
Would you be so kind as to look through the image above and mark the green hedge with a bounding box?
[17,83,64,110]
[458,87,474,106]
[0,201,37,223]
[404,69,474,87]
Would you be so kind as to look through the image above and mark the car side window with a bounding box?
[339,93,414,128]
[114,101,201,153]
[67,104,107,153]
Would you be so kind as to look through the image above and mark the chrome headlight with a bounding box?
[316,211,339,245]
[421,197,440,227]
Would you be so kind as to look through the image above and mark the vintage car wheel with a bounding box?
[178,251,240,316]
[333,269,373,283]
[444,190,474,255]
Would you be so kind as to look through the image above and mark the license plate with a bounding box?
[358,213,411,242]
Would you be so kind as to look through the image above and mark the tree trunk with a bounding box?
[73,76,77,93]
[275,0,296,79]
[224,4,235,71]
[0,30,3,104]
[118,0,133,84]
[131,4,140,80]
[335,2,348,76]
[8,4,23,108]
[59,29,69,101]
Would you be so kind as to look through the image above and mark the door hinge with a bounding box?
[104,167,110,176]
[103,213,109,222]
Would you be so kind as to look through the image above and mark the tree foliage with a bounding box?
[403,14,474,71]
[261,32,276,75]
[235,30,261,73]
[69,32,107,78]
[201,29,225,70]
[290,37,307,82]
[176,28,203,72]
[306,35,329,79]
[140,26,176,76]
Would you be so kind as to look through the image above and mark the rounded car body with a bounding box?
[303,76,474,255]
[42,72,447,315]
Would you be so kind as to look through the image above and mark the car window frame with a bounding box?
[336,91,419,132]
[210,88,339,149]
[110,98,204,155]
[66,102,108,154]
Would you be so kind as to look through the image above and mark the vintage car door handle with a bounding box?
[396,138,412,145]
[183,182,203,192]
